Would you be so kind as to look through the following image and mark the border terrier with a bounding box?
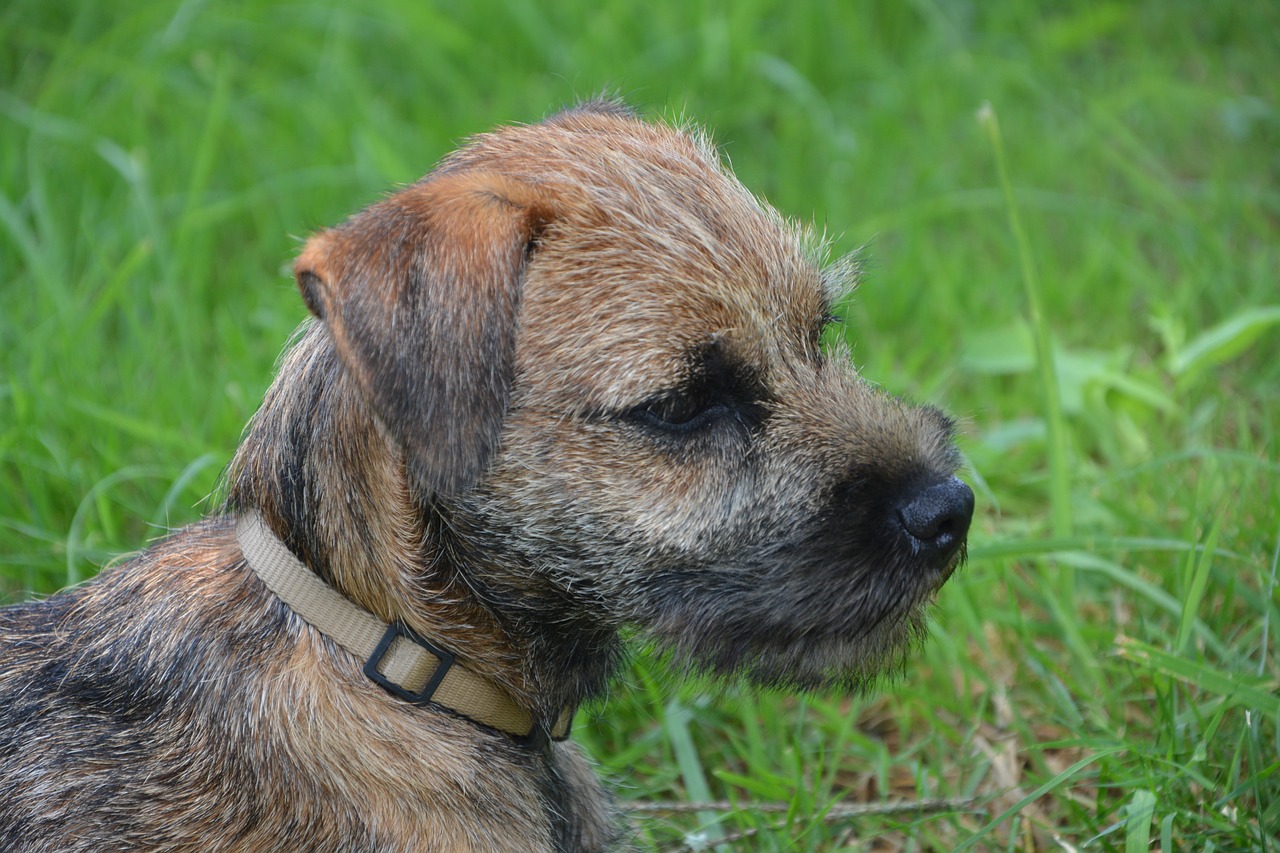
[0,101,973,851]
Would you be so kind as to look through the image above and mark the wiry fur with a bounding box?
[0,101,970,851]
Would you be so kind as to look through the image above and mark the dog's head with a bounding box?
[292,101,972,691]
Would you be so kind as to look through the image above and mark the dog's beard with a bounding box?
[623,544,961,692]
[646,600,934,693]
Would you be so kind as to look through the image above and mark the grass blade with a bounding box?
[664,699,727,850]
[977,102,1073,547]
[1170,306,1280,379]
[1124,789,1156,853]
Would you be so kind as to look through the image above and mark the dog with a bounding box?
[0,100,973,851]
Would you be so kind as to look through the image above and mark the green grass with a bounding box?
[2,1,1277,849]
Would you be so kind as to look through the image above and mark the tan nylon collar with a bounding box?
[236,511,572,742]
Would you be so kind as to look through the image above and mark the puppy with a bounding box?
[0,101,972,852]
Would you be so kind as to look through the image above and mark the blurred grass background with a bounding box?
[2,1,1277,849]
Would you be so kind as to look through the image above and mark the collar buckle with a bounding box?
[363,621,455,706]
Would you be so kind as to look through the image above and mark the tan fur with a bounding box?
[0,101,971,851]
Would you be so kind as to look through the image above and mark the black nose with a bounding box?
[896,476,974,558]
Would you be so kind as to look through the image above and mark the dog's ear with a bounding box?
[294,172,557,496]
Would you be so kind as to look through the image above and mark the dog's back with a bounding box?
[0,519,619,851]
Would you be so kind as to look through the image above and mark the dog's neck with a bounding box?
[235,510,575,742]
[223,326,618,723]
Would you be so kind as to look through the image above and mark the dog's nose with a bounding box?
[896,476,974,558]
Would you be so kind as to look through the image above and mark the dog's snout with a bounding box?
[896,476,974,557]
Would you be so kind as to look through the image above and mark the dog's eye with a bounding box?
[629,395,730,434]
[625,344,769,437]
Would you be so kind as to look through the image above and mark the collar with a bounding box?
[236,511,572,743]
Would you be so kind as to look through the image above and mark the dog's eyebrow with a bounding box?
[685,339,769,402]
[792,219,861,305]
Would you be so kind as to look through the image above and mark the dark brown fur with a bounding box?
[0,101,971,851]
